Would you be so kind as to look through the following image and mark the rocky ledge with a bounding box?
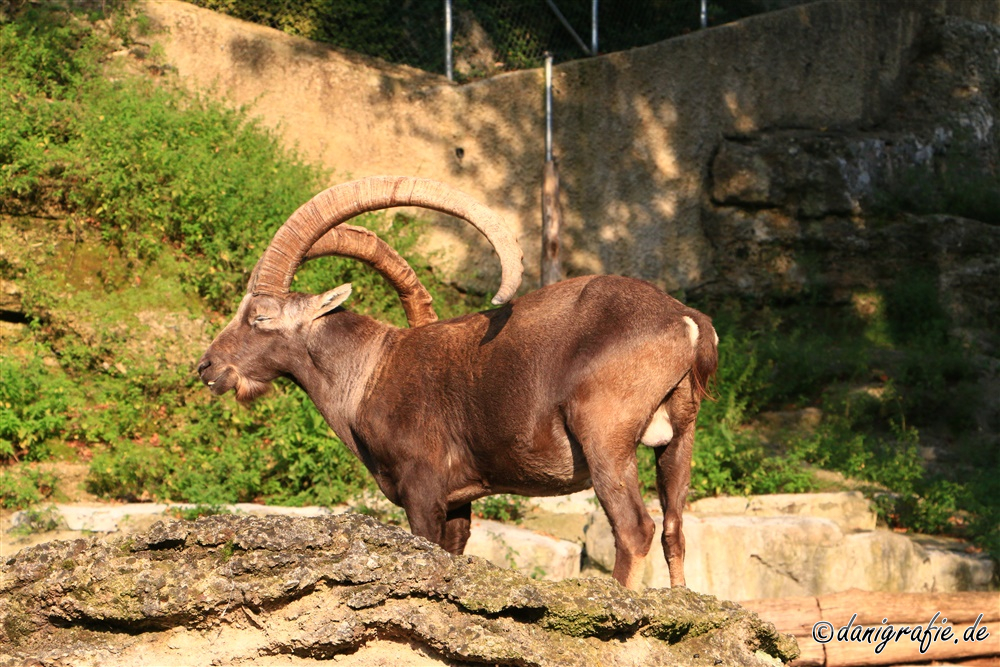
[0,513,798,666]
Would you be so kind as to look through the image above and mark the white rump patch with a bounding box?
[682,315,699,346]
[640,404,674,447]
[714,328,720,346]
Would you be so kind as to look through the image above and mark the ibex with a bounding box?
[198,176,717,589]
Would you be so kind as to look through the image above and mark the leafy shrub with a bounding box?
[1,4,326,309]
[474,494,529,523]
[0,465,58,509]
[85,380,377,506]
[793,412,924,493]
[0,355,72,462]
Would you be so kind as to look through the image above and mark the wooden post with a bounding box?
[541,159,562,286]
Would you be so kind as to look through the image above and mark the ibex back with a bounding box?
[198,176,717,589]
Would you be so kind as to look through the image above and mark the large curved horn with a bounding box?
[250,176,523,305]
[244,224,437,327]
[303,225,438,328]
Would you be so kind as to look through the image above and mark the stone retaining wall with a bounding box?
[140,0,999,294]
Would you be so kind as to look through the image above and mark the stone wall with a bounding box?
[141,0,998,295]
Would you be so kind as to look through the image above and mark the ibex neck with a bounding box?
[298,310,397,443]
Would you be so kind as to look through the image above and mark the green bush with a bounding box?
[1,4,326,309]
[0,465,58,509]
[83,371,377,506]
[474,494,530,523]
[0,355,72,462]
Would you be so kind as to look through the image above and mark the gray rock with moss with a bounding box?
[0,513,798,666]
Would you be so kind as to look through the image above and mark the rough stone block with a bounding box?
[585,508,996,600]
[690,491,878,532]
[465,518,582,581]
[0,514,797,666]
[520,490,598,545]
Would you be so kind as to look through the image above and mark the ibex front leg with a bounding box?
[442,503,472,554]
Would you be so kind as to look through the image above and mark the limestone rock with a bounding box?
[585,504,996,600]
[464,518,582,581]
[710,15,999,223]
[0,513,797,666]
[704,14,1000,355]
[520,489,598,545]
[690,491,878,533]
[710,130,978,219]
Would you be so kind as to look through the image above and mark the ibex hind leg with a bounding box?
[654,385,699,588]
[591,443,655,589]
[567,412,655,590]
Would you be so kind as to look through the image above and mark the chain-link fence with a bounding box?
[188,1,806,81]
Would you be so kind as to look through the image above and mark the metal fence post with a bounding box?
[445,0,453,81]
[545,53,553,162]
[700,0,708,29]
[591,0,598,55]
[541,53,562,287]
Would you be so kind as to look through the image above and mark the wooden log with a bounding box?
[818,589,999,627]
[742,590,999,667]
[823,627,999,667]
[743,596,823,636]
[540,159,562,287]
[790,639,826,666]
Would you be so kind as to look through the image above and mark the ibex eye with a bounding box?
[254,315,271,323]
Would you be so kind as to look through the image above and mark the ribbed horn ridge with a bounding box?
[250,176,523,305]
[303,225,438,328]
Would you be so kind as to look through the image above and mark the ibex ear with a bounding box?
[310,283,352,320]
